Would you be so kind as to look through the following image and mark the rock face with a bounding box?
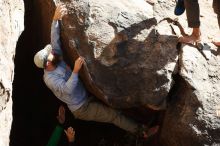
[60,0,178,109]
[161,44,220,146]
[0,0,24,145]
[159,0,220,145]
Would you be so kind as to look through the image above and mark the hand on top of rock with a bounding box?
[53,4,67,20]
[73,57,85,73]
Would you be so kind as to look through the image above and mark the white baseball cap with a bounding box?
[34,44,52,68]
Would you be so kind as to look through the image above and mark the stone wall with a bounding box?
[0,0,24,145]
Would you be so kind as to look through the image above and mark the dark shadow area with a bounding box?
[211,46,220,56]
[99,28,178,109]
[10,0,61,145]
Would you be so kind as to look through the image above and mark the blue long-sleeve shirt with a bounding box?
[43,20,88,111]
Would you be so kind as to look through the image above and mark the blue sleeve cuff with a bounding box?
[72,72,79,80]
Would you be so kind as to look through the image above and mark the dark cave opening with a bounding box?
[9,0,163,146]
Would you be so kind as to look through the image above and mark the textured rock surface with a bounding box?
[0,0,24,145]
[60,0,178,109]
[161,44,220,146]
[159,0,220,145]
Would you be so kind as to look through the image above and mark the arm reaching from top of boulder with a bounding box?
[51,4,67,56]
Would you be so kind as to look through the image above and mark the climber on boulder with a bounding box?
[33,4,159,139]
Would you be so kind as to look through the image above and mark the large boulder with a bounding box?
[0,0,24,145]
[161,44,220,146]
[60,0,178,109]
